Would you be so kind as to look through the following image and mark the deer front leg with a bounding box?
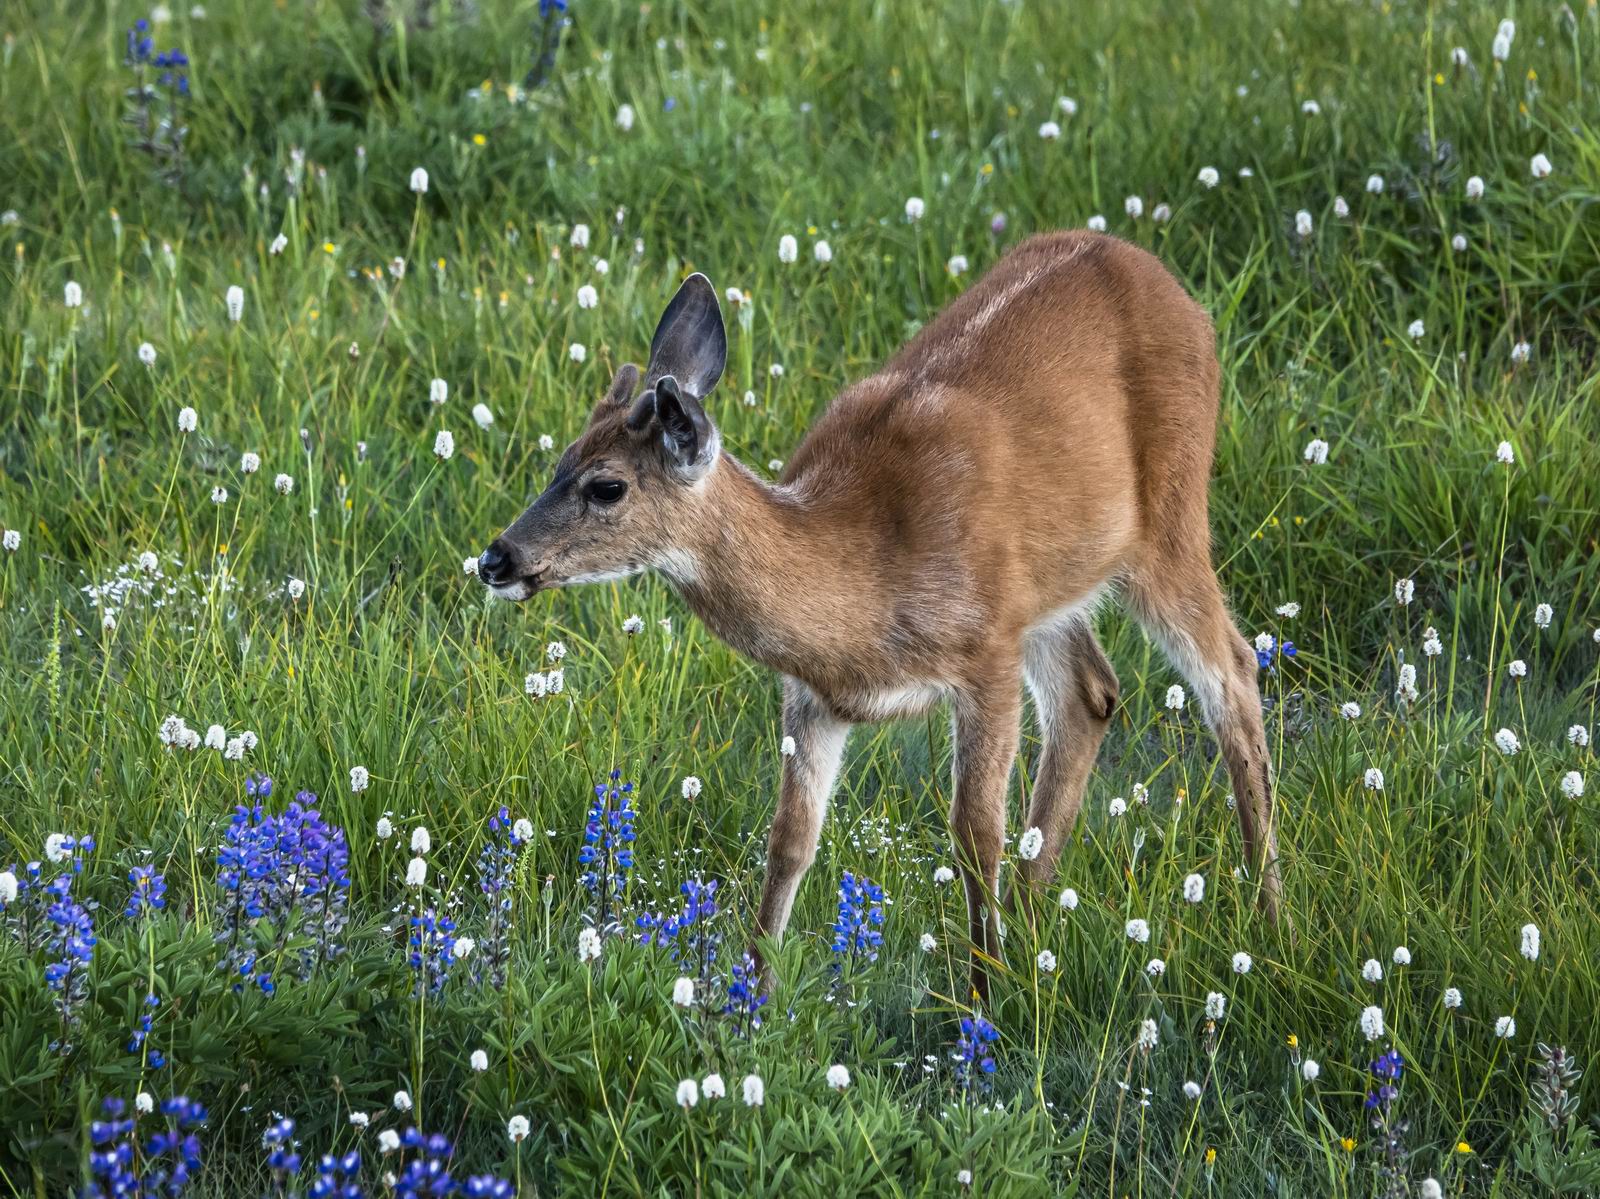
[949,678,1022,1004]
[752,679,850,976]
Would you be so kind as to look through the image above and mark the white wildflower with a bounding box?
[742,1074,765,1106]
[1495,1015,1516,1038]
[777,234,798,264]
[1560,771,1584,799]
[1303,437,1329,464]
[1197,166,1220,188]
[825,1064,850,1091]
[1059,887,1079,911]
[1125,918,1150,943]
[1017,826,1044,861]
[1360,1005,1384,1041]
[1494,727,1521,755]
[577,927,602,962]
[1520,923,1541,961]
[904,196,925,221]
[1183,873,1205,904]
[1036,949,1057,973]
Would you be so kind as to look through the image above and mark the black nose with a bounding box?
[479,541,513,584]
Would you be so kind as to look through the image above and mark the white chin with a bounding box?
[488,580,539,602]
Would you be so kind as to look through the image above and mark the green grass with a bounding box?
[3,0,1600,1194]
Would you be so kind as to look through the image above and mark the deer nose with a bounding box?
[478,541,514,584]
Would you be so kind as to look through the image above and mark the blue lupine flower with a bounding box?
[386,1127,513,1197]
[1365,1048,1404,1110]
[539,0,569,15]
[213,786,351,991]
[125,865,166,919]
[408,906,458,996]
[474,806,528,987]
[1255,634,1298,671]
[722,951,768,1036]
[261,1114,301,1178]
[832,871,886,963]
[42,874,96,1030]
[83,1094,206,1197]
[953,1013,1001,1095]
[312,1149,364,1198]
[126,993,165,1069]
[579,771,637,934]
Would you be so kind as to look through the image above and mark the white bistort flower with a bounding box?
[507,1115,530,1143]
[274,473,294,495]
[1508,659,1527,679]
[570,224,590,249]
[1443,986,1463,1010]
[178,406,198,433]
[1362,958,1384,983]
[1364,767,1384,791]
[1530,153,1552,179]
[433,429,455,459]
[1146,958,1166,978]
[1137,1018,1159,1050]
[1466,175,1485,200]
[577,927,602,962]
[1494,727,1521,755]
[946,254,968,276]
[1183,1080,1202,1100]
[1302,1059,1321,1082]
[1205,992,1226,1020]
[1365,174,1385,194]
[1125,918,1150,943]
[777,234,798,264]
[470,1049,488,1072]
[1333,195,1350,219]
[1392,945,1412,966]
[1495,1015,1516,1038]
[378,1129,401,1153]
[904,196,925,221]
[742,1074,765,1106]
[409,167,429,194]
[1038,120,1061,140]
[1087,214,1107,232]
[675,1079,698,1109]
[1496,440,1515,465]
[1165,684,1185,711]
[933,865,956,885]
[350,765,369,793]
[405,857,427,887]
[1360,1005,1385,1041]
[1124,195,1143,219]
[1036,949,1057,973]
[813,240,832,264]
[65,281,84,308]
[1294,210,1313,238]
[1303,437,1329,464]
[702,1073,726,1100]
[1406,320,1425,341]
[1017,826,1044,861]
[826,1064,851,1091]
[615,104,635,132]
[1059,887,1080,911]
[1197,166,1220,188]
[672,977,695,1008]
[226,285,244,323]
[1560,771,1585,799]
[568,342,587,363]
[919,932,936,952]
[1567,725,1589,748]
[1520,923,1541,960]
[1183,873,1205,903]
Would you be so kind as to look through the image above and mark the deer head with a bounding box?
[478,273,728,600]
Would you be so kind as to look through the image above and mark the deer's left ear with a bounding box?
[645,273,726,400]
[629,374,718,481]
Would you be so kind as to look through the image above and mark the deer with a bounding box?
[478,230,1282,998]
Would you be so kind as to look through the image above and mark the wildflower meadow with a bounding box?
[4,1,1600,1194]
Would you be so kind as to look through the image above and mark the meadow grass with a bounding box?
[2,0,1600,1194]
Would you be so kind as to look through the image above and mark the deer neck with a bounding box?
[662,455,860,675]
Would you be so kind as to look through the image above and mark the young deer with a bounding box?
[479,231,1282,995]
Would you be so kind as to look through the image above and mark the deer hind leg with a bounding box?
[1016,614,1119,887]
[1131,567,1283,918]
[752,679,850,975]
[948,676,1022,1003]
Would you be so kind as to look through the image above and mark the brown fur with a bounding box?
[481,232,1283,997]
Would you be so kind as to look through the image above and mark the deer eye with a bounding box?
[584,478,628,505]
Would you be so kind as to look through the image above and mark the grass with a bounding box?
[2,0,1600,1193]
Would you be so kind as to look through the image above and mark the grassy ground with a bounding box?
[3,0,1600,1194]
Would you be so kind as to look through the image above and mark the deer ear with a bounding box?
[604,362,640,406]
[645,273,726,400]
[590,362,640,423]
[649,374,719,480]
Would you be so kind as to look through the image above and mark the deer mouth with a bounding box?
[488,565,550,602]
